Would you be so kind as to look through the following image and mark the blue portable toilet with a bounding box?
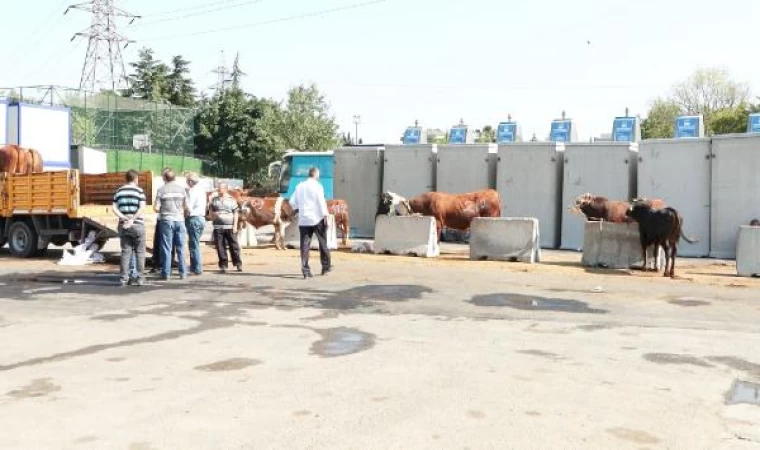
[674,115,705,138]
[497,115,522,143]
[403,121,427,144]
[550,111,577,143]
[448,119,475,144]
[748,113,760,133]
[612,110,641,142]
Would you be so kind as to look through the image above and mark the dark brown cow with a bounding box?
[626,201,698,278]
[327,199,350,247]
[572,193,666,223]
[0,145,43,174]
[378,190,502,240]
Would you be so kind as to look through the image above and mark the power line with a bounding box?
[5,0,69,66]
[140,0,240,17]
[139,0,386,42]
[129,0,264,27]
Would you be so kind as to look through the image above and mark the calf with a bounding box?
[626,201,698,278]
[327,199,350,247]
[238,196,295,250]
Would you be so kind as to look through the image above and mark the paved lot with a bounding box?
[0,244,759,449]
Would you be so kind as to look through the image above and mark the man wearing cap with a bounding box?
[185,172,207,275]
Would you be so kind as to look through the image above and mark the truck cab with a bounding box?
[277,151,334,200]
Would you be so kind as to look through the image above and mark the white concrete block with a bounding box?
[736,226,760,277]
[238,224,259,248]
[284,215,338,250]
[582,221,664,269]
[374,215,440,258]
[469,217,541,263]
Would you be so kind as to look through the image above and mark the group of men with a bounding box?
[112,166,333,285]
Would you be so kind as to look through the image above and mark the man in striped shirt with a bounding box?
[154,169,190,280]
[113,169,147,286]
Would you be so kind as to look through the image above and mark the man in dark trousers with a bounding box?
[289,167,332,279]
[113,170,147,286]
[209,182,242,273]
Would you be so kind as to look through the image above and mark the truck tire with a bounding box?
[8,221,40,258]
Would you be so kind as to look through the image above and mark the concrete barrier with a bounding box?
[374,215,440,258]
[469,218,541,263]
[238,224,259,248]
[284,215,338,250]
[736,226,760,277]
[582,222,663,269]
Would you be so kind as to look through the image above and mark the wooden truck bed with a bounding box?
[1,170,153,219]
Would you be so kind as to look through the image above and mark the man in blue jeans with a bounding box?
[185,172,207,275]
[153,169,190,280]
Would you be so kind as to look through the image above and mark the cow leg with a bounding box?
[640,245,648,272]
[652,245,660,272]
[342,215,349,247]
[669,242,677,278]
[661,242,670,278]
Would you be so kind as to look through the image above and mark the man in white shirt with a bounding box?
[185,172,207,275]
[289,167,332,278]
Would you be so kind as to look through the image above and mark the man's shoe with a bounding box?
[135,278,146,286]
[303,271,313,279]
[120,279,129,287]
[179,274,187,281]
[235,265,243,273]
[219,267,227,274]
[321,266,333,276]
[157,276,169,282]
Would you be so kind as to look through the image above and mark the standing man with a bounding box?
[113,169,147,286]
[154,169,189,280]
[289,167,332,278]
[185,172,207,276]
[209,183,242,273]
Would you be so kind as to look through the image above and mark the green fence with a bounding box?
[107,149,203,174]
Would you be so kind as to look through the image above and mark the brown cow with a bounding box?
[238,196,296,250]
[378,190,501,240]
[0,145,43,174]
[571,193,665,223]
[327,199,350,247]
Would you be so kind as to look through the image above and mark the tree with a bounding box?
[124,48,169,102]
[167,55,195,107]
[672,68,750,117]
[641,98,681,139]
[230,53,245,90]
[275,84,338,151]
[709,104,751,135]
[477,125,496,143]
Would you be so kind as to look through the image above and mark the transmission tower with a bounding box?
[66,0,140,92]
[210,50,232,93]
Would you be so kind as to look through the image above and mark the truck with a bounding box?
[273,151,334,200]
[0,170,153,258]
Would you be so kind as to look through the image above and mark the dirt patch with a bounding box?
[6,378,61,399]
[643,353,713,368]
[518,349,563,360]
[707,356,760,377]
[194,358,261,372]
[606,427,660,445]
[466,410,486,419]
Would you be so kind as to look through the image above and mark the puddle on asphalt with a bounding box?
[469,293,608,314]
[194,358,261,372]
[320,285,433,310]
[668,297,711,307]
[726,380,760,406]
[310,327,376,358]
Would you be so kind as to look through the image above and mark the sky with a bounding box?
[3,0,760,143]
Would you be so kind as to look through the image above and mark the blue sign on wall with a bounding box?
[403,127,421,144]
[497,122,517,143]
[749,114,760,133]
[613,117,636,142]
[675,116,701,138]
[550,121,571,142]
[449,127,467,144]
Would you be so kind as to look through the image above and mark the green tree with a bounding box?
[641,98,682,139]
[275,84,338,151]
[167,55,195,107]
[476,125,496,143]
[672,68,750,118]
[124,48,170,102]
[709,104,751,135]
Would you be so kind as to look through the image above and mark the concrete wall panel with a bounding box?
[334,147,384,238]
[436,144,494,193]
[638,138,711,257]
[710,135,760,259]
[561,143,637,250]
[382,145,436,198]
[497,143,564,248]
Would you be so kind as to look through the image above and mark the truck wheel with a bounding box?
[8,221,39,258]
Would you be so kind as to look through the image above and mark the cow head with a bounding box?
[751,219,760,227]
[626,200,653,222]
[570,193,594,214]
[378,191,412,216]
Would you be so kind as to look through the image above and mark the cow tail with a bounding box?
[670,208,699,244]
